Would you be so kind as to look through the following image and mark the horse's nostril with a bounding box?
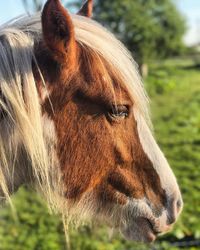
[167,215,176,225]
[177,199,183,211]
[167,196,183,225]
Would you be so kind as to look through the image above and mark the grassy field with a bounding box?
[0,58,200,250]
[148,59,200,241]
[148,60,200,238]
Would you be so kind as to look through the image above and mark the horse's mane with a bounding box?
[0,13,150,223]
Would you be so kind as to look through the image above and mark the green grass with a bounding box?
[0,58,200,250]
[147,60,200,241]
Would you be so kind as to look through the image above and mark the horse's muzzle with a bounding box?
[119,194,183,243]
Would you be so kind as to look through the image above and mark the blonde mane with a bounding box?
[0,13,150,223]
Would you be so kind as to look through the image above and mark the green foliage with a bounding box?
[0,188,66,250]
[147,59,200,242]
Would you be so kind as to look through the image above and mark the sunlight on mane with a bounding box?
[6,13,150,122]
[0,12,150,229]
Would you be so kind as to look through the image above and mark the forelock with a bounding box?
[4,13,151,126]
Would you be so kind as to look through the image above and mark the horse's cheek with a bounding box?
[55,106,116,200]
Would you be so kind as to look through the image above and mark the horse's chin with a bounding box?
[93,197,172,243]
[119,217,158,243]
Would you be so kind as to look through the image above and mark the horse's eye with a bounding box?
[107,105,129,120]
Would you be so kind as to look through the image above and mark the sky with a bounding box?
[0,0,199,46]
[176,0,200,45]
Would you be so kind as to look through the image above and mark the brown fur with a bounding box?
[0,0,182,242]
[34,2,166,213]
[41,0,77,67]
[78,0,93,18]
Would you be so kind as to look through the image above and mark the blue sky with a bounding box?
[176,0,200,45]
[0,0,199,46]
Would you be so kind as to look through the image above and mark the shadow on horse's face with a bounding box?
[33,0,183,243]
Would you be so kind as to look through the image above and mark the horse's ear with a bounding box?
[77,0,93,18]
[42,0,76,64]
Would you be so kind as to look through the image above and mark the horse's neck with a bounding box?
[0,114,59,202]
[0,149,32,197]
[0,120,33,200]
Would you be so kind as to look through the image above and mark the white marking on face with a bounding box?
[134,109,181,199]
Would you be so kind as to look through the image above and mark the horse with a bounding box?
[0,0,183,243]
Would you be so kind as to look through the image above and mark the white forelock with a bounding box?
[3,13,150,125]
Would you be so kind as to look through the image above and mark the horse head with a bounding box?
[0,0,183,243]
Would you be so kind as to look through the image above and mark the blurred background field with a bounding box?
[0,0,200,250]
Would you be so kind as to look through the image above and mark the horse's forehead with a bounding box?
[34,42,134,110]
[77,49,133,104]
